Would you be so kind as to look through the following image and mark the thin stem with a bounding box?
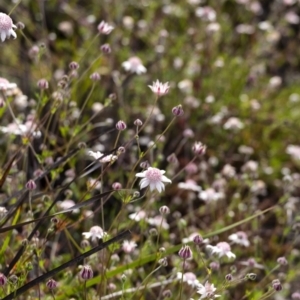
[100,278,175,299]
[179,260,185,300]
[9,0,22,14]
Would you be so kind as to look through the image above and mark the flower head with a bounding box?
[148,80,170,97]
[135,167,171,193]
[198,188,224,202]
[97,21,114,34]
[192,142,207,156]
[197,281,220,299]
[129,210,147,222]
[0,13,17,42]
[122,56,147,74]
[228,231,250,247]
[122,240,137,254]
[0,77,17,90]
[88,150,117,163]
[223,117,244,131]
[177,272,200,288]
[286,145,300,160]
[82,225,106,242]
[206,242,236,259]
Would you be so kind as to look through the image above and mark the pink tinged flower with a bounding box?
[277,256,288,266]
[135,167,171,193]
[206,242,236,259]
[239,258,264,269]
[176,272,200,288]
[0,13,17,42]
[148,80,170,97]
[82,225,106,242]
[286,145,300,160]
[58,199,79,214]
[122,56,147,74]
[0,77,17,90]
[129,210,147,222]
[0,120,41,137]
[198,188,224,202]
[147,215,169,229]
[97,20,114,34]
[192,141,207,156]
[88,150,118,163]
[178,180,202,192]
[195,6,217,22]
[228,231,250,247]
[197,281,220,299]
[285,11,300,24]
[122,240,137,254]
[292,292,300,299]
[223,117,244,130]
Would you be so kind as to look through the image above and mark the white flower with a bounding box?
[177,272,200,288]
[0,206,8,219]
[178,179,202,192]
[88,150,118,163]
[148,80,170,97]
[0,13,17,42]
[122,56,147,74]
[223,117,244,130]
[58,199,79,214]
[0,77,17,90]
[147,215,169,229]
[195,6,216,22]
[198,188,224,202]
[228,231,250,247]
[197,281,220,299]
[135,167,172,193]
[122,240,137,254]
[129,210,147,222]
[222,164,236,178]
[206,242,236,259]
[0,120,41,137]
[82,226,106,242]
[97,20,114,34]
[286,145,300,160]
[239,258,264,269]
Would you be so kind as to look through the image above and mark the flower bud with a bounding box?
[69,61,79,70]
[37,79,49,90]
[178,245,193,260]
[79,265,93,280]
[101,43,111,54]
[172,105,184,116]
[90,72,101,81]
[46,279,58,289]
[116,120,127,131]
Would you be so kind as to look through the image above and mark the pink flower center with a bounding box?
[0,13,13,30]
[217,242,231,252]
[145,168,162,182]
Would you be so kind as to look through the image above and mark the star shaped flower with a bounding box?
[135,167,171,193]
[0,13,17,42]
